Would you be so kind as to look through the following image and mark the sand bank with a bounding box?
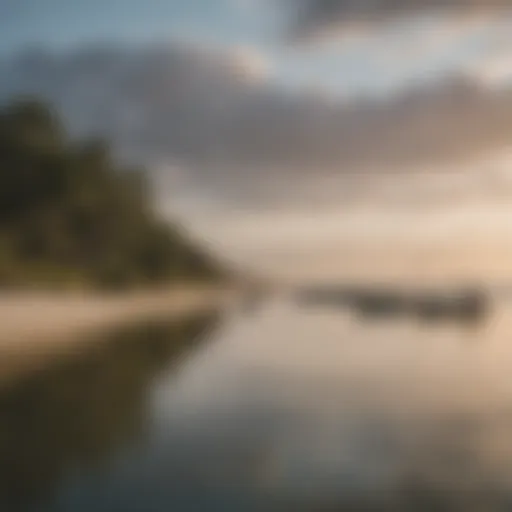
[0,287,231,385]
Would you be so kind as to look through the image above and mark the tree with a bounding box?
[0,97,222,289]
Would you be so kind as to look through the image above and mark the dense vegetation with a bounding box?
[0,99,221,289]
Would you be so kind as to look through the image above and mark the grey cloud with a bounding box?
[284,0,512,37]
[2,44,512,203]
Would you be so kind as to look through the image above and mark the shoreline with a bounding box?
[0,286,233,386]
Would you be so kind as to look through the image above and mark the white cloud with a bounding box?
[466,52,512,88]
[229,46,272,82]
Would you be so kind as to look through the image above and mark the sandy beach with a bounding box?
[0,287,232,385]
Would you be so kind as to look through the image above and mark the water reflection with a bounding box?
[0,314,217,511]
[134,300,512,511]
[4,300,512,511]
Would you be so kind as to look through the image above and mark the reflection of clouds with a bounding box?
[143,301,512,505]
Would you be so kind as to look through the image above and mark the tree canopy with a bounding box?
[0,98,221,289]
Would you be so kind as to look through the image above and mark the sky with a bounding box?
[4,0,512,277]
[3,0,512,98]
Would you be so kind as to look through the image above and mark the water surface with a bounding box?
[2,299,512,511]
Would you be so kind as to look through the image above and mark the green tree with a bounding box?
[0,97,222,289]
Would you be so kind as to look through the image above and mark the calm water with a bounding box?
[2,299,512,511]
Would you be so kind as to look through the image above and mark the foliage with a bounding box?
[0,98,221,289]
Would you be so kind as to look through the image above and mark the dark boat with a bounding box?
[412,288,489,323]
[352,290,408,319]
[294,283,490,324]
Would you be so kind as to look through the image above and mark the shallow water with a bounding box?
[2,299,512,511]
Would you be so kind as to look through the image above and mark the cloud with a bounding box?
[467,52,512,88]
[3,42,512,207]
[283,0,512,37]
[229,46,272,82]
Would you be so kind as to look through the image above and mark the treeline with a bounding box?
[0,99,222,289]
